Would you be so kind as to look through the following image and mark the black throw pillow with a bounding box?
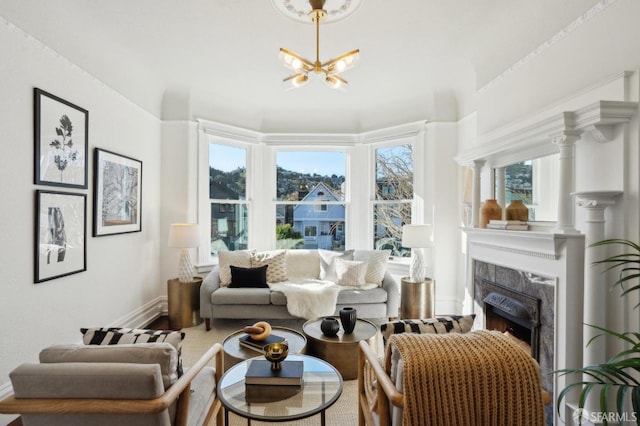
[229,265,269,288]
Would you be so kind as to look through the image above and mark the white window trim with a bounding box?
[197,118,426,266]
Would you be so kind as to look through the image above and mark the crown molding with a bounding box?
[478,0,621,94]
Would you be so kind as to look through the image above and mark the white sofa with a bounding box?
[200,249,399,330]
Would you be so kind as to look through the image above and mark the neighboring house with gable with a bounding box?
[293,182,345,250]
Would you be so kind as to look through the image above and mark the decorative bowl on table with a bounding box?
[264,342,289,371]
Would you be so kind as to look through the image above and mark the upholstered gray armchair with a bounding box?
[0,342,224,426]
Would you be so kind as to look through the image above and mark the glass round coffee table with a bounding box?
[218,354,343,425]
[222,326,307,370]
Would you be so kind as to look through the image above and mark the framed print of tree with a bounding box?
[34,88,88,189]
[93,148,143,236]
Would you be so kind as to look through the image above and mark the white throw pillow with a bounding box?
[218,250,253,287]
[353,249,391,285]
[251,250,288,283]
[335,258,368,287]
[318,249,354,282]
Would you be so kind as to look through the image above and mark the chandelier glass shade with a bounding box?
[279,1,359,90]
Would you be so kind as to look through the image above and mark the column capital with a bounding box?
[472,159,486,170]
[573,190,622,209]
[551,131,581,146]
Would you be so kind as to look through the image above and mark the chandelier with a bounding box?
[279,0,360,90]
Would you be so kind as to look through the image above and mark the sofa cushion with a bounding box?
[211,287,272,305]
[218,250,254,287]
[286,249,321,279]
[335,258,368,286]
[229,265,269,288]
[353,250,391,285]
[39,343,179,389]
[318,249,354,282]
[11,362,165,399]
[269,290,287,306]
[380,314,476,344]
[337,286,388,305]
[251,250,288,283]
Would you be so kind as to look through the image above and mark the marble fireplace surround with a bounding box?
[464,228,585,424]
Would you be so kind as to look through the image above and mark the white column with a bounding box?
[553,132,580,233]
[471,160,485,228]
[574,190,622,414]
[495,166,506,219]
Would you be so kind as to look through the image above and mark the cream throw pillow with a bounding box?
[218,250,253,287]
[353,249,391,285]
[251,250,288,283]
[335,258,368,286]
[319,249,354,282]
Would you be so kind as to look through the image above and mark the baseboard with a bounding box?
[107,296,168,329]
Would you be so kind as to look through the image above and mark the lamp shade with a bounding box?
[168,223,199,248]
[401,224,432,248]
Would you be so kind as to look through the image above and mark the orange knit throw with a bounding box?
[386,330,545,426]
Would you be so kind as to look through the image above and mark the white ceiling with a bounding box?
[1,0,602,133]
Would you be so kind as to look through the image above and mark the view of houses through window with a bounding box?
[276,151,346,251]
[373,144,413,257]
[207,139,416,258]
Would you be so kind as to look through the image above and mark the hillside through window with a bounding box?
[209,143,248,255]
[275,151,346,251]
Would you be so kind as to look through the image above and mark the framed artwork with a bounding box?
[93,148,143,236]
[34,88,88,189]
[35,190,87,283]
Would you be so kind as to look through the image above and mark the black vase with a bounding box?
[339,307,357,334]
[320,317,340,337]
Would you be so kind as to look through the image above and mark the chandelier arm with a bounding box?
[279,48,314,72]
[321,49,360,70]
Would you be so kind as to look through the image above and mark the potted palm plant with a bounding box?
[556,239,640,425]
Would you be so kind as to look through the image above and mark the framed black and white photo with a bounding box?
[93,148,143,236]
[35,190,87,283]
[34,88,88,189]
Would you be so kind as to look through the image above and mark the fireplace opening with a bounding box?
[483,287,540,361]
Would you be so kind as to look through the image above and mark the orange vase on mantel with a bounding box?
[506,199,529,222]
[479,199,502,228]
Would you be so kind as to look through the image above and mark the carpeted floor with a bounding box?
[180,318,386,426]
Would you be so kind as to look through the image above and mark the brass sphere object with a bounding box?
[264,342,289,371]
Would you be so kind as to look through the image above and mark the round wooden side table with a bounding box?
[302,317,378,380]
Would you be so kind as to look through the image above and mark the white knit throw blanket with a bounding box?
[269,279,376,319]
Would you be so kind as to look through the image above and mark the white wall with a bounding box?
[0,18,162,420]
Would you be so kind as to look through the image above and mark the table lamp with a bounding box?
[401,224,433,283]
[168,223,199,283]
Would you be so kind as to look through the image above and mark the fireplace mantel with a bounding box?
[463,227,585,424]
[463,227,580,261]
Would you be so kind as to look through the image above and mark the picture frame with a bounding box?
[93,148,143,236]
[34,88,88,189]
[35,190,87,283]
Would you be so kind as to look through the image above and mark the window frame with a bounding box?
[197,120,425,266]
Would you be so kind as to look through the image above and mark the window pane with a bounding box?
[209,144,246,200]
[373,202,411,256]
[211,203,248,255]
[376,145,413,201]
[276,152,345,201]
[276,204,346,251]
